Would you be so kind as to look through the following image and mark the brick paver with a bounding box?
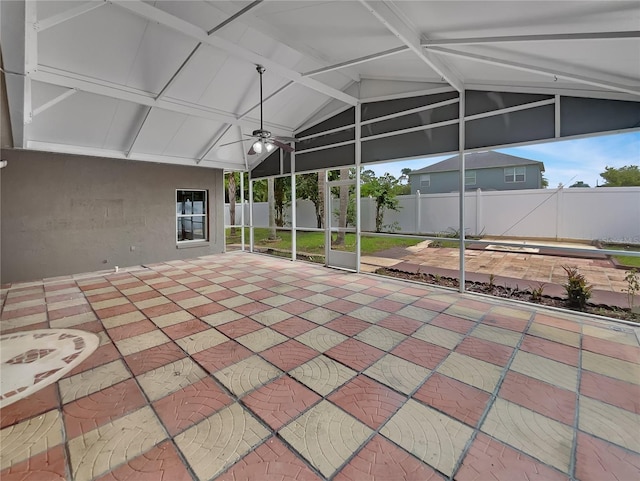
[1,251,639,481]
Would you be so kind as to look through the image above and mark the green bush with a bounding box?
[562,266,592,309]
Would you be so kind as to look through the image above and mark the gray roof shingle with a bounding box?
[410,151,544,174]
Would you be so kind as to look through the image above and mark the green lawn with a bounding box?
[614,255,640,268]
[225,228,424,256]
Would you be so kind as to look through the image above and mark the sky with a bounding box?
[367,131,640,188]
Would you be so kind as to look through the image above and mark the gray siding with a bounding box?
[0,149,224,283]
[410,165,541,194]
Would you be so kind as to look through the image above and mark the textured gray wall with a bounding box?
[410,165,542,194]
[1,149,224,283]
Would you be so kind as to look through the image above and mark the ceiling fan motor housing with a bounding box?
[252,129,271,138]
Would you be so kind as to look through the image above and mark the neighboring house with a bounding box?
[409,151,545,194]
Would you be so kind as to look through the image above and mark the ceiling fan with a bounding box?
[220,65,296,155]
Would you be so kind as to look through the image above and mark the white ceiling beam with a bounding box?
[428,46,640,97]
[111,0,359,106]
[197,124,232,163]
[125,106,152,158]
[32,88,77,117]
[26,140,241,170]
[30,67,293,135]
[359,0,463,93]
[34,1,105,32]
[423,31,640,46]
[303,46,409,77]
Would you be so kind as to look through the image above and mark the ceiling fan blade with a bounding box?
[247,145,257,155]
[271,140,295,153]
[274,136,297,143]
[219,139,252,147]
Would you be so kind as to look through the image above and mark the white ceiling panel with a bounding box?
[30,81,71,112]
[101,101,151,152]
[163,116,227,159]
[126,108,189,155]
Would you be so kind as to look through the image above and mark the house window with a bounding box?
[505,167,526,183]
[420,174,430,190]
[465,170,476,186]
[176,190,207,242]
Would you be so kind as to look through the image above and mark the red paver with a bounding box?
[520,335,579,367]
[141,302,182,318]
[47,303,91,320]
[457,299,493,311]
[184,279,210,289]
[455,433,569,481]
[243,377,320,430]
[2,304,46,321]
[499,371,576,425]
[481,312,529,332]
[580,370,640,414]
[1,321,49,335]
[271,317,317,338]
[233,301,271,316]
[217,437,323,481]
[205,289,238,301]
[430,314,475,334]
[166,290,199,302]
[162,318,210,340]
[455,336,513,367]
[79,281,111,291]
[400,286,429,296]
[328,375,405,429]
[326,339,385,371]
[86,291,124,303]
[0,383,59,429]
[392,337,449,369]
[72,320,104,333]
[334,434,444,481]
[285,288,315,300]
[413,373,490,427]
[245,289,276,301]
[192,340,253,373]
[63,379,147,438]
[582,335,640,363]
[108,319,156,342]
[261,340,319,371]
[127,290,163,303]
[279,300,315,316]
[188,301,226,318]
[96,302,138,319]
[369,298,406,313]
[325,299,360,314]
[0,444,67,481]
[377,314,423,335]
[153,377,232,436]
[414,297,456,312]
[574,431,640,481]
[220,279,245,288]
[325,288,352,299]
[534,313,581,333]
[216,318,263,338]
[65,342,121,377]
[124,342,186,376]
[324,316,370,336]
[94,441,193,481]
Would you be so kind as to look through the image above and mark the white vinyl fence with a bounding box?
[225,186,640,243]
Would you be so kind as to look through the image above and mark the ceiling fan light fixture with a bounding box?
[265,142,275,152]
[252,140,263,154]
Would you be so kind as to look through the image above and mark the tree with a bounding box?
[333,168,350,246]
[361,170,402,233]
[273,177,290,227]
[267,177,277,240]
[541,174,549,188]
[600,165,640,187]
[226,172,237,235]
[396,167,412,195]
[296,173,323,228]
[569,181,590,188]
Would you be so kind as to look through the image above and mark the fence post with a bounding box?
[415,190,421,234]
[476,188,482,236]
[556,186,564,240]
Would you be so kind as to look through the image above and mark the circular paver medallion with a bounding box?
[0,329,99,408]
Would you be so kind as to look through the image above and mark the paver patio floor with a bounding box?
[1,251,639,480]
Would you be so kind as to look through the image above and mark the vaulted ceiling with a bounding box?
[2,1,639,171]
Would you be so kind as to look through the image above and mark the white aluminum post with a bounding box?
[291,151,297,261]
[249,176,254,253]
[355,102,362,273]
[240,172,245,251]
[458,91,466,293]
[415,190,421,234]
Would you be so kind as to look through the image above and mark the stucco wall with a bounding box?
[0,149,224,283]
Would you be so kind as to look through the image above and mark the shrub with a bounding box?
[530,282,546,301]
[562,266,592,309]
[624,269,639,310]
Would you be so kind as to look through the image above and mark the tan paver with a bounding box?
[218,295,252,308]
[100,310,147,329]
[579,396,640,452]
[115,330,170,356]
[261,294,292,307]
[215,355,282,396]
[413,324,463,349]
[0,410,63,471]
[176,329,229,354]
[59,360,131,404]
[472,324,521,347]
[236,328,287,352]
[299,307,342,324]
[296,327,348,352]
[250,308,291,326]
[1,312,47,331]
[90,297,130,310]
[381,399,473,476]
[355,325,406,351]
[510,351,578,391]
[528,323,580,347]
[150,310,194,328]
[68,406,166,481]
[482,398,573,473]
[364,354,430,394]
[176,295,211,309]
[201,310,244,327]
[137,358,207,401]
[290,355,356,396]
[349,306,390,323]
[396,305,438,323]
[437,352,503,393]
[49,311,97,328]
[444,304,485,321]
[134,296,170,309]
[583,325,639,347]
[280,400,373,478]
[582,351,640,385]
[491,306,532,320]
[175,402,269,481]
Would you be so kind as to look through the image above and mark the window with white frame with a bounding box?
[176,190,207,242]
[420,174,431,190]
[504,166,526,183]
[465,170,476,186]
